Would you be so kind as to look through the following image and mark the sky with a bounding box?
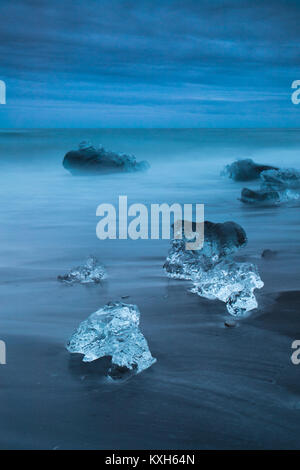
[0,0,299,127]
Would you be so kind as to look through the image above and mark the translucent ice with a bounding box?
[164,220,247,277]
[63,141,150,175]
[191,260,264,317]
[164,220,263,317]
[241,185,300,206]
[223,158,278,182]
[58,256,106,284]
[260,168,300,191]
[66,302,156,377]
[240,187,282,205]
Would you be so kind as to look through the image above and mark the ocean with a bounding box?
[0,128,300,449]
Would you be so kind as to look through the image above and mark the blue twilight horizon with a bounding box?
[0,0,299,128]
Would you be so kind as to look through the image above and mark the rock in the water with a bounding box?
[63,141,150,175]
[66,301,156,378]
[223,158,278,182]
[164,220,263,317]
[58,256,106,284]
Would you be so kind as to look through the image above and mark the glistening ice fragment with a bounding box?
[58,256,106,284]
[66,302,156,378]
[191,260,264,317]
[164,220,263,317]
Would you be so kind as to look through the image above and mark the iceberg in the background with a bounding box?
[58,256,106,284]
[164,220,263,317]
[223,158,278,181]
[63,141,150,175]
[66,302,156,378]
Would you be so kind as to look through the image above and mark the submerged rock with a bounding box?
[223,158,278,182]
[66,302,156,378]
[58,256,106,284]
[164,220,263,317]
[63,141,150,175]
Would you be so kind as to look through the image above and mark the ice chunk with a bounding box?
[63,141,150,175]
[223,158,278,181]
[191,260,264,317]
[164,220,247,277]
[164,220,263,317]
[241,187,299,206]
[66,302,156,378]
[260,168,300,190]
[240,187,281,205]
[58,256,106,284]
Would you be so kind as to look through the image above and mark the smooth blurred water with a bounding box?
[0,129,300,449]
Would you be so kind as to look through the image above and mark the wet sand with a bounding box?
[1,281,300,449]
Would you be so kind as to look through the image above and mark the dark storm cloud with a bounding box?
[0,0,299,126]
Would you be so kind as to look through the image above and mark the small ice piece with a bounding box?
[63,141,150,175]
[164,220,247,278]
[260,168,300,191]
[58,257,106,284]
[66,302,156,377]
[223,158,278,181]
[191,260,264,317]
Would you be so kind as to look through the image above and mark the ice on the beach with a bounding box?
[223,158,278,181]
[58,256,106,284]
[241,186,299,206]
[63,141,150,175]
[164,220,263,317]
[260,168,300,190]
[66,301,156,378]
[240,167,300,206]
[164,220,247,278]
[191,260,264,317]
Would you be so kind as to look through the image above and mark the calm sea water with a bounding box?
[0,129,300,449]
